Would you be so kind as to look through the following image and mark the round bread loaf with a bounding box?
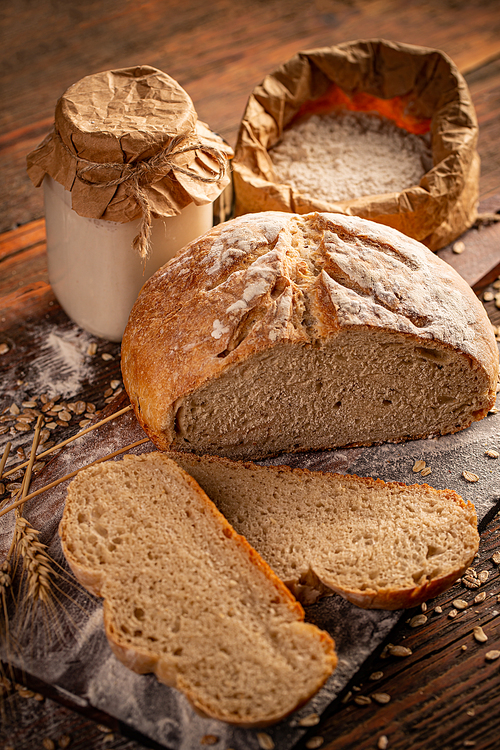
[122,211,498,460]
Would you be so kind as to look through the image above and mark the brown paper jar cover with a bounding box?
[27,65,233,226]
[232,40,479,251]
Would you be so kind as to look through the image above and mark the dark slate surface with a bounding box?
[1,396,499,750]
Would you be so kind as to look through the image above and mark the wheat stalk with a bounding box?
[13,518,53,605]
[0,407,147,654]
[2,404,133,479]
[17,415,43,517]
[2,417,54,606]
[1,408,145,675]
[0,560,12,638]
[0,437,149,520]
[0,442,12,513]
[2,420,48,628]
[0,442,11,479]
[1,433,148,613]
[0,441,12,657]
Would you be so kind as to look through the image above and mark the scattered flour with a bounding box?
[269,111,432,203]
[29,324,98,399]
[0,322,100,463]
[211,319,230,339]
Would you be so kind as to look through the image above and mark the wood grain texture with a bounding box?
[1,0,500,232]
[466,56,500,200]
[300,512,500,750]
[436,194,500,291]
[1,1,500,748]
[0,684,150,750]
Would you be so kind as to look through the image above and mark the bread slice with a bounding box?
[167,452,479,609]
[121,211,498,460]
[59,453,337,727]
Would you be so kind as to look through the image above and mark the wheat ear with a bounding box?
[8,418,55,604]
[13,518,53,604]
[0,441,12,652]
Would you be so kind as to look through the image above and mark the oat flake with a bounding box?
[485,650,500,661]
[462,576,481,589]
[409,614,427,627]
[257,733,275,750]
[473,626,488,643]
[305,738,324,750]
[354,695,372,705]
[388,645,412,657]
[299,713,320,727]
[462,471,479,483]
[372,692,391,704]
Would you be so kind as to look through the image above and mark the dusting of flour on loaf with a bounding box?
[206,212,291,275]
[211,319,230,339]
[270,111,432,202]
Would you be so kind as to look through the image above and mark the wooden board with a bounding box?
[2,2,500,746]
[436,194,500,291]
[2,0,500,235]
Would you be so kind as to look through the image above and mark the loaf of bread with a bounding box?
[59,453,337,727]
[167,452,479,609]
[121,211,498,460]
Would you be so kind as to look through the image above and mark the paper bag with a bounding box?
[233,40,479,251]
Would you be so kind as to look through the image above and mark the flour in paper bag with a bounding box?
[270,111,432,203]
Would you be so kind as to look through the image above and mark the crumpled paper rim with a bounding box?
[26,66,233,221]
[233,39,479,250]
[26,65,233,259]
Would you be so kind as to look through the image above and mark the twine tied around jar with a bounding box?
[56,131,228,261]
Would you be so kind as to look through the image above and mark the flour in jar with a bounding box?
[269,111,432,203]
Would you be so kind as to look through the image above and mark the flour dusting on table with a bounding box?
[30,324,97,398]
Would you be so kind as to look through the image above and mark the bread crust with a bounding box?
[166,451,479,610]
[59,454,337,727]
[122,211,498,457]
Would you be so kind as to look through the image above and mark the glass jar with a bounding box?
[43,175,214,341]
[27,65,233,341]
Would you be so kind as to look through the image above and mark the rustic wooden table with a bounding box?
[1,1,500,749]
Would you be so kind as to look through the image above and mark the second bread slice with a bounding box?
[168,453,479,609]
